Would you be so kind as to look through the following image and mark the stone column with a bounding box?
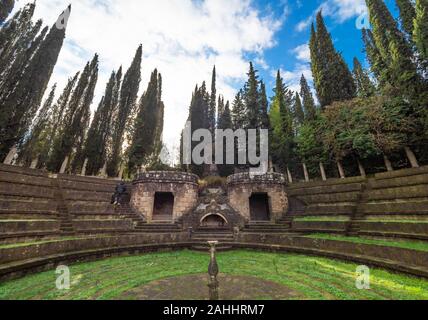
[30,157,39,169]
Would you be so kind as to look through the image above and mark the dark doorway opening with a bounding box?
[249,193,270,221]
[153,192,174,221]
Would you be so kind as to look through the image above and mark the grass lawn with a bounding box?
[305,233,428,252]
[0,250,427,300]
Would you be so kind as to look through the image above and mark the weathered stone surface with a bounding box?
[227,173,288,222]
[131,172,199,222]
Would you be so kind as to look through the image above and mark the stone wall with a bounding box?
[227,173,288,222]
[131,172,199,223]
[286,166,428,219]
[286,176,365,216]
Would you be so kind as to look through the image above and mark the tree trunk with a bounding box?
[81,158,88,176]
[118,165,125,180]
[404,146,419,168]
[319,162,327,181]
[60,156,69,174]
[383,155,393,172]
[337,161,345,179]
[302,163,309,182]
[30,157,39,169]
[3,145,18,165]
[286,167,293,184]
[357,158,366,178]
[99,162,108,177]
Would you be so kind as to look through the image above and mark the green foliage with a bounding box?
[0,0,14,23]
[396,0,417,38]
[47,55,99,173]
[270,71,294,171]
[320,96,412,162]
[82,68,122,176]
[353,57,376,98]
[413,0,428,61]
[128,69,164,174]
[310,12,356,108]
[108,45,142,177]
[0,5,68,161]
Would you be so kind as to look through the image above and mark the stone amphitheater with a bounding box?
[1,163,428,299]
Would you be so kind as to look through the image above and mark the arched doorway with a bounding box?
[200,213,228,228]
[249,193,270,221]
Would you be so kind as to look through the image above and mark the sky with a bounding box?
[11,0,399,155]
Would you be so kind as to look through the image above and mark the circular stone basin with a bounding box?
[120,274,302,300]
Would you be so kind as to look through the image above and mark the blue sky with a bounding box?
[12,0,400,153]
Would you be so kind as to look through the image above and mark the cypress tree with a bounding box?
[270,71,294,172]
[365,0,420,96]
[300,75,316,121]
[259,81,270,129]
[362,28,388,85]
[108,45,142,177]
[294,93,305,125]
[217,95,225,123]
[217,101,234,177]
[209,66,216,133]
[396,0,416,38]
[0,0,14,24]
[0,5,70,161]
[128,69,164,173]
[18,83,57,166]
[413,0,428,61]
[82,68,122,176]
[353,57,376,97]
[48,55,99,173]
[243,62,260,129]
[310,11,356,108]
[231,90,246,130]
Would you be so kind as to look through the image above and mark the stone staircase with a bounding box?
[346,181,370,236]
[52,180,75,236]
[191,228,234,251]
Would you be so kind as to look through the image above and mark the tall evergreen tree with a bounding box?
[231,90,246,130]
[128,69,164,173]
[413,0,428,61]
[18,83,57,166]
[309,12,356,108]
[353,57,376,97]
[217,101,234,177]
[300,75,316,121]
[0,0,14,24]
[366,0,421,97]
[0,5,70,161]
[396,0,417,39]
[48,55,99,173]
[362,28,388,85]
[259,81,270,129]
[217,95,225,123]
[293,93,305,125]
[82,68,122,176]
[108,45,142,177]
[243,62,260,129]
[269,71,294,172]
[209,66,216,133]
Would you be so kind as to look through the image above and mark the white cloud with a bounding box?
[274,63,313,94]
[14,0,282,151]
[292,44,310,62]
[295,0,367,32]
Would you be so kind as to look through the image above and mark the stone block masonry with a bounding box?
[227,173,288,222]
[131,172,199,223]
